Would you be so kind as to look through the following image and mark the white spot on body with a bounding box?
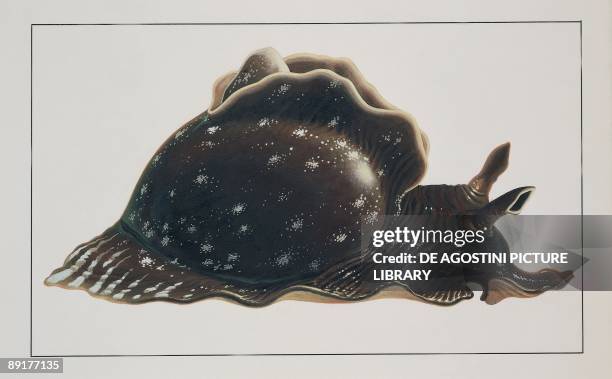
[154,282,183,298]
[112,290,130,300]
[292,128,307,138]
[364,211,379,225]
[257,118,270,127]
[231,203,246,215]
[46,235,117,285]
[194,174,208,185]
[278,83,291,94]
[353,194,366,209]
[289,217,303,231]
[114,275,146,300]
[45,269,74,285]
[207,126,220,134]
[144,282,163,293]
[201,140,216,149]
[140,256,154,268]
[160,236,170,247]
[128,275,148,289]
[305,158,319,171]
[236,71,252,84]
[267,154,283,167]
[309,259,321,271]
[100,269,133,296]
[275,253,291,267]
[328,116,340,128]
[336,140,348,149]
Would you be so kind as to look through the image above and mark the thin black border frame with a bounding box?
[29,20,584,357]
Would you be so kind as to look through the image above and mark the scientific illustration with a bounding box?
[45,47,572,305]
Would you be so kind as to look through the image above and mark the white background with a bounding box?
[2,0,612,378]
[32,22,583,356]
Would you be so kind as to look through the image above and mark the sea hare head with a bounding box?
[398,143,572,304]
[44,47,570,306]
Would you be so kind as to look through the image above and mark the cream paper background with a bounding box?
[31,22,581,354]
[2,0,611,378]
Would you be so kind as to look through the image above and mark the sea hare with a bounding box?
[45,48,571,305]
